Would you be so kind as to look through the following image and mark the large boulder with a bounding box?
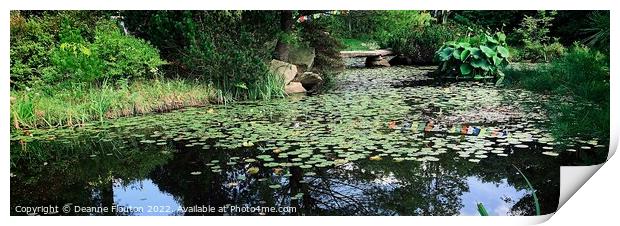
[269,59,297,85]
[288,47,315,74]
[285,82,306,94]
[365,55,390,67]
[294,72,323,91]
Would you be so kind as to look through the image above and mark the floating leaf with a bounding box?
[247,167,260,175]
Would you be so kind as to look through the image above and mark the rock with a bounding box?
[294,72,323,91]
[285,82,306,94]
[365,56,390,67]
[269,59,297,84]
[288,47,315,74]
[389,54,413,66]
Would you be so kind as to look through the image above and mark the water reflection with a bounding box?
[459,177,527,216]
[12,66,603,216]
[10,137,560,216]
[113,179,182,216]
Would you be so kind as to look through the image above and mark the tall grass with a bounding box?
[10,79,222,130]
[503,45,609,141]
[246,71,286,101]
[513,164,541,216]
[477,203,490,216]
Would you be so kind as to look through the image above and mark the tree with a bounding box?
[275,10,294,61]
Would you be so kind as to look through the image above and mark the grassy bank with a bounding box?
[10,79,224,130]
[341,38,378,51]
[503,45,609,142]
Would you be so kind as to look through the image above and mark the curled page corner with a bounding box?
[558,164,603,210]
[555,134,617,217]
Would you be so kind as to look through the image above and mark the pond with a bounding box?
[10,66,607,216]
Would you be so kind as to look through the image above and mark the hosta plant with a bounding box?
[435,32,510,84]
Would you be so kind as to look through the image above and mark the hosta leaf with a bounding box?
[445,41,457,47]
[437,47,454,61]
[469,48,482,59]
[493,55,503,66]
[471,58,491,71]
[480,46,496,58]
[496,33,507,43]
[457,42,471,49]
[486,34,499,44]
[460,49,471,61]
[496,46,510,58]
[452,48,462,59]
[460,64,473,75]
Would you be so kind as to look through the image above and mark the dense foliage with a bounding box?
[512,11,565,62]
[581,11,610,53]
[503,45,609,140]
[505,45,609,104]
[9,10,610,131]
[435,32,510,82]
[388,24,460,65]
[299,18,346,88]
[318,11,433,45]
[10,11,165,90]
[123,11,283,100]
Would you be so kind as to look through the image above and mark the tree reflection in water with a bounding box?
[11,133,560,216]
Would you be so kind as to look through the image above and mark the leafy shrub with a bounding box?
[300,19,346,90]
[515,11,556,45]
[320,11,433,43]
[10,11,165,89]
[435,32,510,82]
[505,44,608,103]
[91,21,165,81]
[123,11,284,100]
[516,38,566,63]
[10,12,60,89]
[370,11,434,47]
[48,42,104,84]
[581,11,610,53]
[503,45,609,141]
[451,11,533,35]
[388,24,459,65]
[514,11,566,62]
[546,45,609,103]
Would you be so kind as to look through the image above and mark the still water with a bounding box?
[10,66,606,216]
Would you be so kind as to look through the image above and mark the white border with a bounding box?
[2,1,618,225]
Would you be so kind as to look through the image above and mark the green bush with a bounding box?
[451,11,533,35]
[516,38,566,62]
[10,12,59,89]
[10,11,165,89]
[581,11,610,53]
[320,11,433,43]
[546,45,609,103]
[92,21,165,81]
[388,24,459,65]
[503,45,609,141]
[514,11,567,62]
[299,19,346,90]
[49,20,165,85]
[506,45,609,103]
[435,32,510,82]
[48,42,104,84]
[123,11,284,100]
[371,11,434,47]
